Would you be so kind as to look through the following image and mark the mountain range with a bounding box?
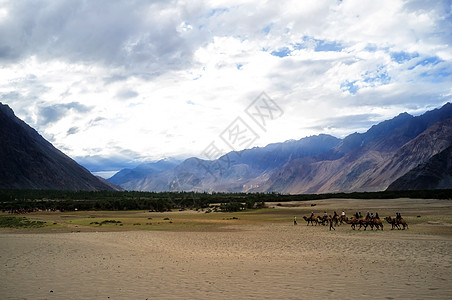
[1,101,451,193]
[0,103,117,191]
[387,145,452,191]
[109,103,452,193]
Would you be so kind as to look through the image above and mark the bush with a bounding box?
[0,216,46,228]
[220,202,243,212]
[245,199,255,209]
[90,220,122,226]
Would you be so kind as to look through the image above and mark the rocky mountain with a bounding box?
[108,159,180,186]
[387,146,452,191]
[109,102,452,193]
[112,134,341,192]
[0,103,116,191]
[263,103,452,193]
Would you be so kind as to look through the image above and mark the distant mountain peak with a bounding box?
[111,102,452,193]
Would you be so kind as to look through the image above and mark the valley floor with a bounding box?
[1,198,452,299]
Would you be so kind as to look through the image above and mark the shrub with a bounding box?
[0,216,46,228]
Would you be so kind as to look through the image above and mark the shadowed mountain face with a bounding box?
[0,103,116,191]
[263,104,452,193]
[387,146,452,191]
[109,103,452,193]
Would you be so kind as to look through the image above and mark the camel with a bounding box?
[332,215,340,226]
[317,215,332,226]
[302,216,318,226]
[385,216,408,230]
[396,217,408,230]
[359,217,375,230]
[360,216,382,231]
[371,217,384,230]
[346,217,362,230]
[360,216,383,231]
[385,216,399,229]
[339,215,348,225]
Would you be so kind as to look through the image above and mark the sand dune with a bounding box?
[1,199,452,299]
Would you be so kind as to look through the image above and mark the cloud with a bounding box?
[116,89,138,100]
[308,113,382,132]
[66,126,79,136]
[73,146,148,172]
[38,102,91,125]
[88,117,106,127]
[0,1,210,76]
[0,0,451,173]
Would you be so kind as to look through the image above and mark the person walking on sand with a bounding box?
[329,217,335,231]
[294,216,297,225]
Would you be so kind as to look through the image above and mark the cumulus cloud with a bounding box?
[0,1,204,72]
[116,89,138,100]
[37,102,91,125]
[66,126,79,136]
[0,0,451,173]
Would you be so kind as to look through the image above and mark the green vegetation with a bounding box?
[0,189,450,212]
[0,216,46,228]
[90,220,122,226]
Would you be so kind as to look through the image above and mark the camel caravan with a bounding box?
[302,211,408,231]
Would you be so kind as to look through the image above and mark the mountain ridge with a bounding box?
[111,134,341,192]
[387,146,452,191]
[0,102,116,191]
[109,102,452,193]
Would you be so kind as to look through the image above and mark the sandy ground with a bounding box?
[1,198,452,300]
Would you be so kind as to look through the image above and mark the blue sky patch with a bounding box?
[390,51,419,64]
[315,40,343,52]
[341,80,359,94]
[270,47,291,57]
[408,56,443,70]
[207,8,229,17]
[364,44,378,52]
[270,37,343,57]
[363,66,391,85]
[262,24,273,35]
[419,66,452,82]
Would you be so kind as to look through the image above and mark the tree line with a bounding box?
[0,189,450,212]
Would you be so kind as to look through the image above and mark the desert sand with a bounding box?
[1,198,452,300]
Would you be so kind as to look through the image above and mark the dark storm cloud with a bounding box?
[0,0,204,75]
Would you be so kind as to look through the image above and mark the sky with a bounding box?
[1,0,451,177]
